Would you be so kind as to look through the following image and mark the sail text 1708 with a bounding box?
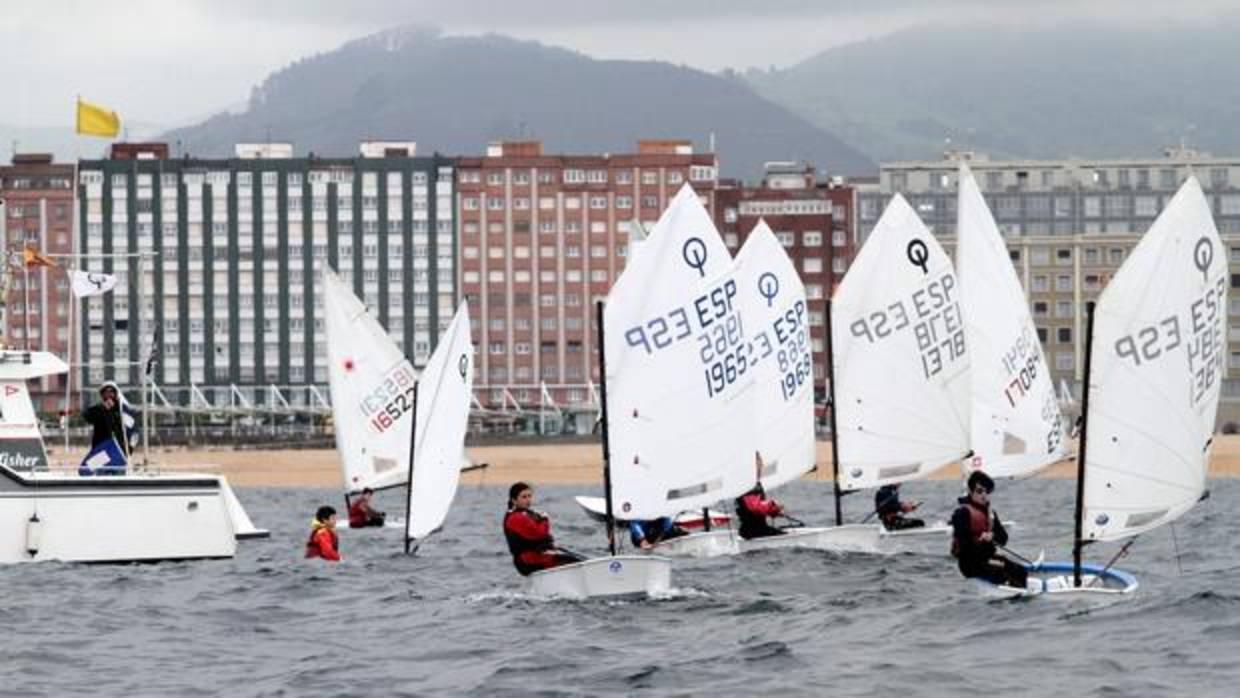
[359,364,418,433]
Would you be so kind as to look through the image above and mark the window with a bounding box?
[1055,275,1072,292]
[1056,301,1073,318]
[1057,327,1072,344]
[1037,327,1048,343]
[1055,353,1075,371]
[1031,275,1048,292]
[1033,301,1048,316]
[776,232,795,247]
[803,258,823,274]
[832,230,847,247]
[803,231,823,247]
[1056,248,1072,264]
[1108,248,1124,265]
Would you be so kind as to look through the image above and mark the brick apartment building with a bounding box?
[716,161,856,397]
[455,140,720,409]
[0,154,75,412]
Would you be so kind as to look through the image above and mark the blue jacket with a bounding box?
[629,517,674,547]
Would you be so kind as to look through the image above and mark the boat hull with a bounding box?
[974,561,1139,598]
[650,530,738,558]
[738,524,879,554]
[0,465,238,564]
[574,495,731,529]
[876,521,952,555]
[525,555,672,599]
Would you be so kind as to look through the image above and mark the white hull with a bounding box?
[876,521,952,555]
[738,524,879,554]
[525,555,672,599]
[649,530,738,558]
[574,495,731,529]
[1,465,238,564]
[973,562,1139,598]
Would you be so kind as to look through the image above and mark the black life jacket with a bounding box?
[503,509,552,557]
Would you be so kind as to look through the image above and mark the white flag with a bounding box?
[71,270,119,298]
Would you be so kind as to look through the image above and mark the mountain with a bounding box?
[747,20,1240,162]
[162,28,874,178]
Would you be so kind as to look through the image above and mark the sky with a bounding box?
[2,0,1236,129]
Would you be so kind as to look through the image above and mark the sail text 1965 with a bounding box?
[359,364,418,433]
[847,271,965,380]
[623,277,748,399]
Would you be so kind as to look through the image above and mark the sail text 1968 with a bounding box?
[750,299,810,401]
[847,271,965,380]
[624,278,748,399]
[360,364,418,433]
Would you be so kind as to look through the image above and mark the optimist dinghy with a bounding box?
[816,195,971,555]
[978,177,1222,598]
[323,269,481,529]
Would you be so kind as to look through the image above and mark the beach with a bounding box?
[136,434,1240,488]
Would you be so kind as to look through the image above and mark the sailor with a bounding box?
[502,482,584,575]
[950,471,1027,588]
[347,488,386,528]
[874,483,924,530]
[305,505,341,562]
[82,382,129,455]
[735,452,787,540]
[628,517,688,550]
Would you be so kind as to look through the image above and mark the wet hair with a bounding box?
[967,471,995,494]
[508,481,532,509]
[315,505,337,522]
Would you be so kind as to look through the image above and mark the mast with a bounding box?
[1073,302,1096,587]
[403,382,420,554]
[595,300,616,556]
[825,298,843,526]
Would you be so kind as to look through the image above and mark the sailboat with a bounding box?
[529,185,750,593]
[981,176,1222,596]
[322,269,479,528]
[824,194,971,553]
[403,301,475,553]
[956,164,1068,479]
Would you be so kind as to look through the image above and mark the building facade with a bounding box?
[0,154,75,412]
[856,148,1240,423]
[715,162,856,396]
[455,140,720,409]
[77,142,456,409]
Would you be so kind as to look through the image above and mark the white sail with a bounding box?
[1083,177,1224,542]
[956,165,1067,478]
[735,221,816,491]
[832,194,971,491]
[406,301,475,541]
[605,183,755,519]
[323,269,415,492]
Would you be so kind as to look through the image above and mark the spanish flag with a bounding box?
[23,246,56,269]
[76,98,120,138]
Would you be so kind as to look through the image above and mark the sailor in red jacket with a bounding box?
[305,505,341,562]
[735,452,787,539]
[503,482,583,575]
[348,488,386,528]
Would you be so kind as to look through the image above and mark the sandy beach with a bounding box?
[132,434,1240,488]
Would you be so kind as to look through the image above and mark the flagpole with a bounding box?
[22,264,30,351]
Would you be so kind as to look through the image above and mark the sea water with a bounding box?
[2,478,1237,696]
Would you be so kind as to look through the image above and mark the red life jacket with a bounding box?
[348,498,372,528]
[305,526,340,560]
[951,501,992,559]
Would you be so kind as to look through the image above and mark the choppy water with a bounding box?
[3,477,1238,697]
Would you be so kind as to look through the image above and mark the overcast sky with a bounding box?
[3,0,1235,129]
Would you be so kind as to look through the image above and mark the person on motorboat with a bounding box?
[503,482,584,575]
[735,452,787,540]
[78,382,132,476]
[348,488,386,528]
[629,517,688,550]
[950,471,1026,588]
[305,505,341,562]
[874,483,924,530]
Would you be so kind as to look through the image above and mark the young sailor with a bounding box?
[628,517,688,550]
[305,505,341,562]
[874,483,924,530]
[502,482,584,575]
[347,488,386,528]
[735,453,787,540]
[950,471,1026,588]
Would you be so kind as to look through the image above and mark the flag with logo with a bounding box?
[76,98,121,138]
[70,269,118,297]
[24,246,56,269]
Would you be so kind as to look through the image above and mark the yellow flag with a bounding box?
[76,98,120,137]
